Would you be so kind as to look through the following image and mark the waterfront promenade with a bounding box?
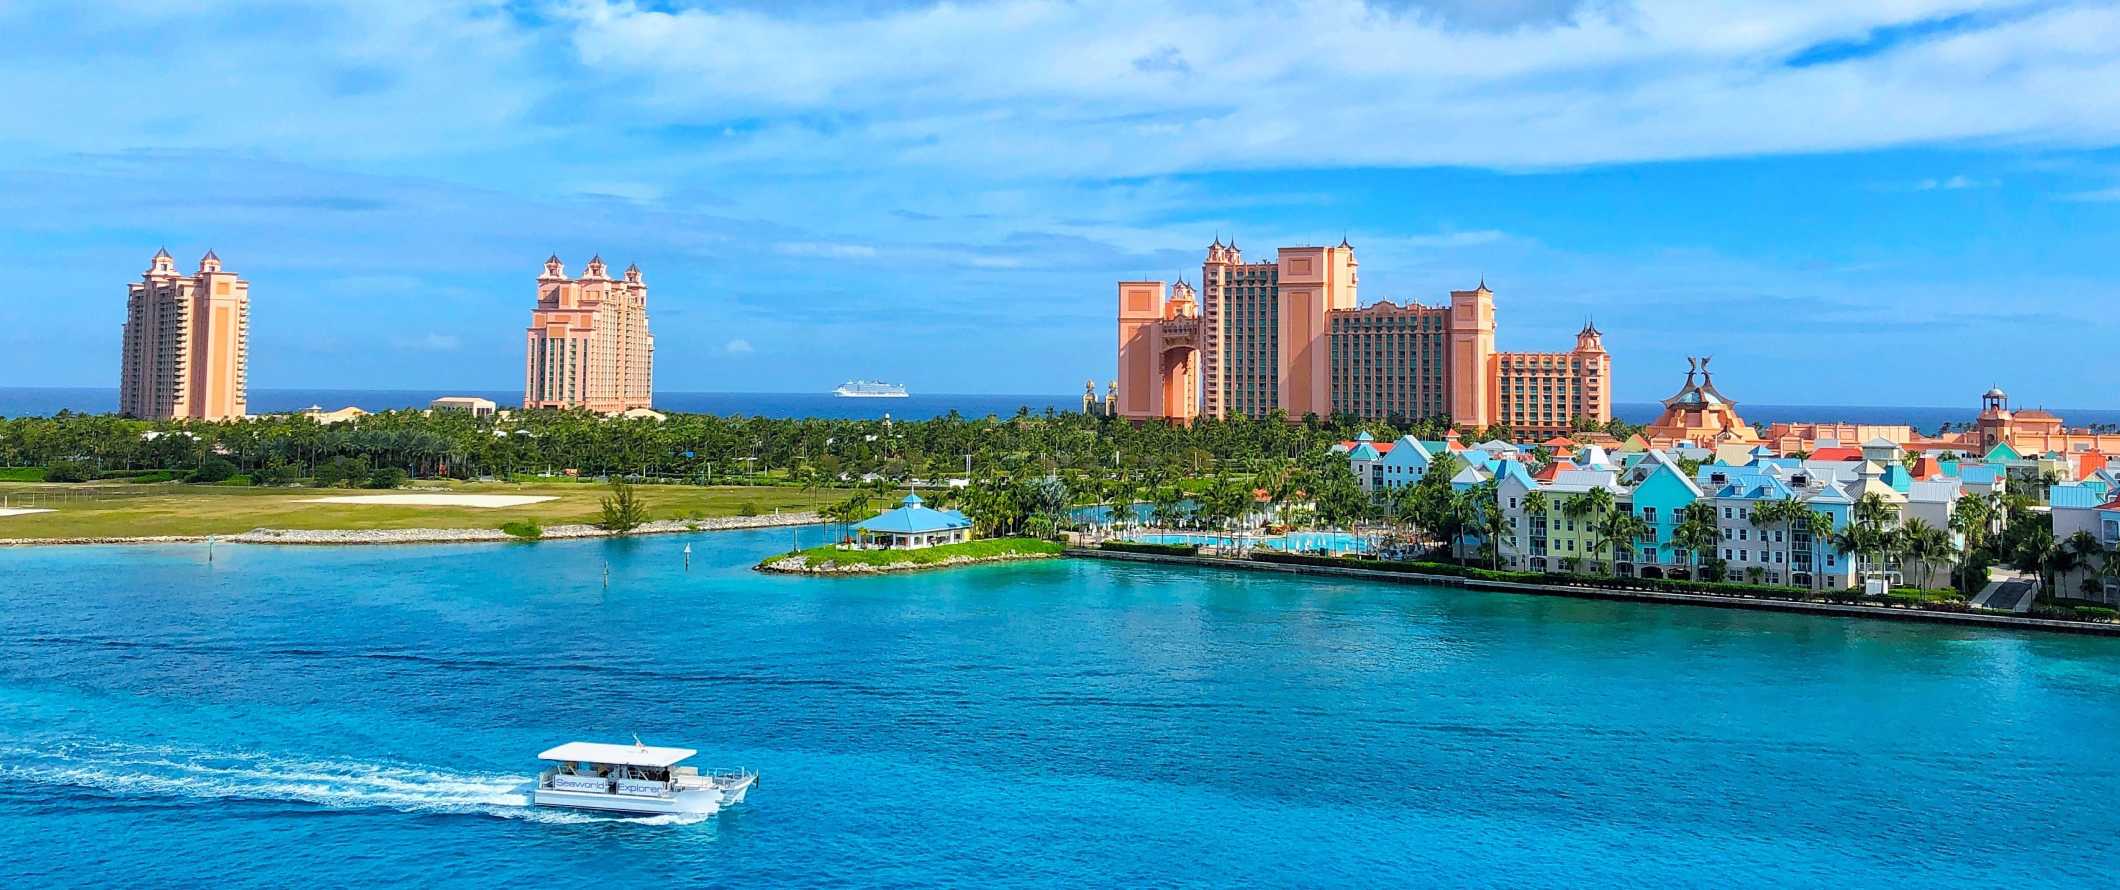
[1072,547,2120,638]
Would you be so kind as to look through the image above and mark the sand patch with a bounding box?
[0,508,55,518]
[299,494,558,509]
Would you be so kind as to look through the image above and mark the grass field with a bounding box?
[768,537,1062,569]
[0,480,859,540]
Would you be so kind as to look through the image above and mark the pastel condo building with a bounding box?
[524,254,654,413]
[119,249,250,421]
[1116,239,1609,437]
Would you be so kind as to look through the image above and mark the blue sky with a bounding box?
[5,0,2120,407]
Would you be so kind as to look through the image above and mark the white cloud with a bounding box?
[7,1,2118,178]
[725,338,755,354]
[773,241,880,259]
[1914,174,1997,190]
[391,333,461,352]
[1400,229,1510,248]
[2063,186,2120,202]
[547,0,2120,176]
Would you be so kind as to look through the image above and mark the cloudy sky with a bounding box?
[5,0,2120,407]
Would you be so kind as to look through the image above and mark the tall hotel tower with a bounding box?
[524,254,654,413]
[119,249,250,420]
[1117,238,1609,437]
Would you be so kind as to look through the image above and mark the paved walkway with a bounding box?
[1971,574,2040,613]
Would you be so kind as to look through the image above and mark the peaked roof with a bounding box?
[1804,481,1855,505]
[1638,450,1705,498]
[855,494,973,534]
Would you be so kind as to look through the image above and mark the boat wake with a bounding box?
[0,741,715,825]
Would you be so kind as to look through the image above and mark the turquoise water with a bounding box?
[4,529,2119,887]
[1132,531,1373,553]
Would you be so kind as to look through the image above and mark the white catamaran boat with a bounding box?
[834,380,909,398]
[533,740,758,816]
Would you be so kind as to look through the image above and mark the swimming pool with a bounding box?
[1127,531,1373,553]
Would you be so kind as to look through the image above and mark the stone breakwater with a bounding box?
[759,551,1060,575]
[0,513,822,548]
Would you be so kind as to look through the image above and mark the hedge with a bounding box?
[1246,551,1973,608]
[1098,540,1200,556]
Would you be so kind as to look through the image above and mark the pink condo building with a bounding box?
[1117,238,1609,437]
[119,249,250,420]
[524,254,654,413]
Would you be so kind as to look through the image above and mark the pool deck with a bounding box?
[1069,548,2120,639]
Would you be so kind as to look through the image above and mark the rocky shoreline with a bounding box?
[0,512,823,548]
[758,550,1059,575]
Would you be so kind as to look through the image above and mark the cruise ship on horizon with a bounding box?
[834,380,909,398]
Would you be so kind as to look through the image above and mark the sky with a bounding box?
[4,0,2120,407]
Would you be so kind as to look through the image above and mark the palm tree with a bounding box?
[1948,495,1993,592]
[1563,486,1615,574]
[1672,505,1720,580]
[1595,509,1650,579]
[1475,489,1510,570]
[1521,490,1550,570]
[2062,530,2105,600]
[1793,508,1836,591]
[1846,493,1899,582]
[1897,518,1953,589]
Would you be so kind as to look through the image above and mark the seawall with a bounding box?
[1067,548,2120,638]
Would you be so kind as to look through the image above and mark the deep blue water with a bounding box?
[3,529,2118,887]
[8,386,2120,430]
[0,388,1078,420]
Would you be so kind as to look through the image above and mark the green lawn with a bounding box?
[0,480,858,539]
[767,537,1061,569]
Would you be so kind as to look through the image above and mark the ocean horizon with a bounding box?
[6,386,2120,431]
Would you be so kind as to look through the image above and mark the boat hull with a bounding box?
[532,786,721,815]
[834,392,909,398]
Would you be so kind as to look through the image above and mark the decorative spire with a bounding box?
[153,246,172,260]
[1338,232,1351,249]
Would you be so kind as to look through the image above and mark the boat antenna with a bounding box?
[633,733,645,750]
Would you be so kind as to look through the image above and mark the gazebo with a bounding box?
[851,494,973,550]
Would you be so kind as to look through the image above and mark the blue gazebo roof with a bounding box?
[855,494,973,535]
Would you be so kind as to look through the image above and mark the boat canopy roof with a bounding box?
[538,741,697,768]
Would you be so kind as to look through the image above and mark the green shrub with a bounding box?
[252,462,298,486]
[188,456,238,483]
[0,467,48,482]
[126,471,179,484]
[599,479,650,533]
[365,467,407,489]
[500,519,543,539]
[737,501,760,517]
[313,456,369,488]
[43,460,95,483]
[1098,540,1199,556]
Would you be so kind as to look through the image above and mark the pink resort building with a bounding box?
[119,248,250,420]
[1117,238,1609,437]
[524,254,654,413]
